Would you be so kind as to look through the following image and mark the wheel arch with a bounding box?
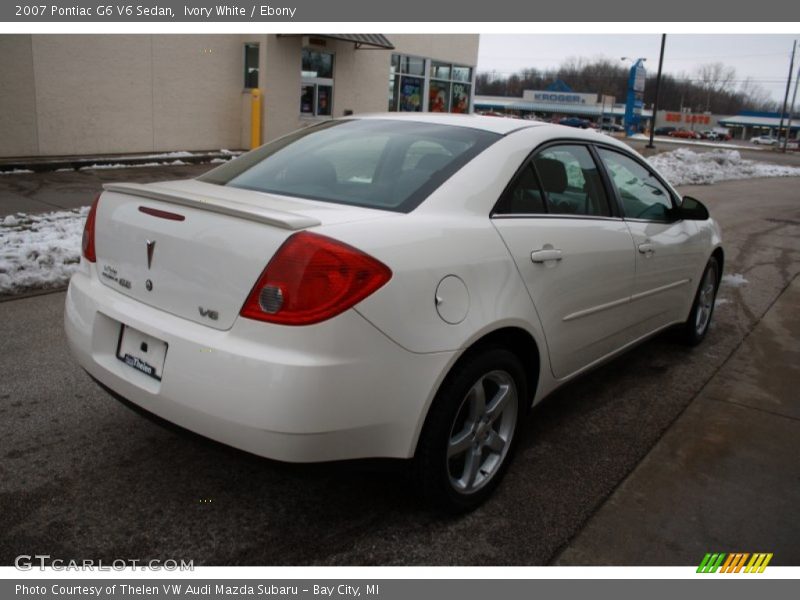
[711,246,725,284]
[417,325,542,449]
[460,327,541,409]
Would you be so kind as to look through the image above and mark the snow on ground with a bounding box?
[721,273,749,287]
[648,148,800,186]
[0,207,88,294]
[650,136,763,152]
[0,169,34,176]
[79,159,189,170]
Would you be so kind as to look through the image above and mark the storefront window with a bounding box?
[399,77,423,112]
[430,62,472,114]
[452,66,471,82]
[301,49,334,117]
[430,62,451,80]
[389,54,473,113]
[429,81,450,112]
[317,85,332,116]
[388,72,398,111]
[300,85,315,114]
[451,83,470,114]
[302,49,333,79]
[244,43,259,89]
[401,56,425,77]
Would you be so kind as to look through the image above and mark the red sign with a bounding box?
[665,112,711,125]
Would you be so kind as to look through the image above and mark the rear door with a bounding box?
[595,147,705,329]
[492,143,637,379]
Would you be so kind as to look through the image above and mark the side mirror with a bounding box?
[678,196,710,221]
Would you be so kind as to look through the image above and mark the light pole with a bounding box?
[777,40,797,152]
[647,35,667,149]
[781,41,799,153]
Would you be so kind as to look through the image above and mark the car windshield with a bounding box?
[198,119,500,213]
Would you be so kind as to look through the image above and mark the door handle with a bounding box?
[531,248,563,263]
[638,243,655,255]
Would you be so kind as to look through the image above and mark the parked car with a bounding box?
[66,115,723,511]
[669,129,702,139]
[750,135,777,145]
[654,126,677,136]
[559,117,591,129]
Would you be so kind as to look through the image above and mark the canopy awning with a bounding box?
[280,34,394,50]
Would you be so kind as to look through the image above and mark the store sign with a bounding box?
[665,112,711,125]
[522,90,597,104]
[624,59,646,136]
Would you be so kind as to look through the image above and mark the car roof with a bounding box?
[345,113,634,150]
[352,112,546,135]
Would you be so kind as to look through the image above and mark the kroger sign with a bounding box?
[523,90,598,104]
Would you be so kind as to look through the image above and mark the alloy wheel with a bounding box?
[447,370,518,495]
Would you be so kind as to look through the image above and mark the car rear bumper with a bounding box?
[64,268,455,462]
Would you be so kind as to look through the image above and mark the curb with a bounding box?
[0,150,244,174]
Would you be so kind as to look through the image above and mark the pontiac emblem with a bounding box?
[145,240,156,269]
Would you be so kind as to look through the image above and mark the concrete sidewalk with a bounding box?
[557,276,800,565]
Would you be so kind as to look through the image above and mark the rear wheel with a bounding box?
[682,257,720,345]
[414,347,526,512]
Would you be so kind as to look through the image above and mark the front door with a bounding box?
[595,147,705,329]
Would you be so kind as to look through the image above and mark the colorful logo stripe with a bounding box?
[697,553,773,573]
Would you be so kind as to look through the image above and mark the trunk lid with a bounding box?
[94,179,391,330]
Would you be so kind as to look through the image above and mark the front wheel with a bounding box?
[413,347,526,512]
[681,257,720,345]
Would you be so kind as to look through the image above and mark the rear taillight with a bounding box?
[82,194,100,262]
[240,231,392,326]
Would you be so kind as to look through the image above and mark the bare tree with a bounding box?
[475,58,776,115]
[695,62,737,110]
[738,77,779,111]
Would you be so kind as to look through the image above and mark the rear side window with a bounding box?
[597,148,674,221]
[534,145,611,217]
[495,144,611,217]
[496,163,546,215]
[199,119,499,213]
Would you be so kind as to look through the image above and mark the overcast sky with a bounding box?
[477,34,799,101]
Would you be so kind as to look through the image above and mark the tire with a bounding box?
[681,257,720,346]
[413,346,527,512]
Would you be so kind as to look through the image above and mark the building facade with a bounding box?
[717,111,800,140]
[0,34,479,158]
[475,91,652,129]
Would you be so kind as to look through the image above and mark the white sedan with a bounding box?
[750,135,777,145]
[65,114,723,511]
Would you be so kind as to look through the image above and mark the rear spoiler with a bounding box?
[102,182,321,230]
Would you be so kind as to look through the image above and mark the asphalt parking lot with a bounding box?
[1,160,799,566]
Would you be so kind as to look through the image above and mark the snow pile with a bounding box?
[0,207,87,294]
[0,169,34,176]
[648,148,800,186]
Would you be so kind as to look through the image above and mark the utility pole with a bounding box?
[782,48,800,153]
[777,40,796,152]
[647,34,667,149]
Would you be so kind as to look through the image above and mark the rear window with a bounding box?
[198,119,500,213]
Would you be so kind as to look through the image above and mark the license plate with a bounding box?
[116,325,168,381]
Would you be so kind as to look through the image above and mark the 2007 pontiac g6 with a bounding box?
[66,114,723,510]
